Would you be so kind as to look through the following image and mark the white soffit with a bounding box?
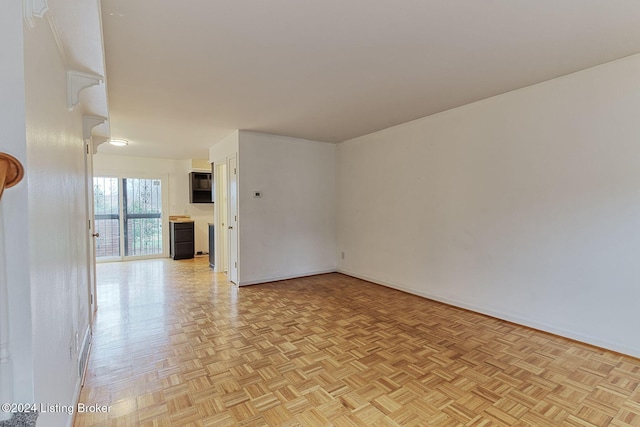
[45,0,110,138]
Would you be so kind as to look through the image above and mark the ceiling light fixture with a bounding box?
[109,139,129,147]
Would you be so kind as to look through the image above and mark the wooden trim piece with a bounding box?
[0,153,24,200]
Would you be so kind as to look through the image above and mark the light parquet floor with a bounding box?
[74,257,640,427]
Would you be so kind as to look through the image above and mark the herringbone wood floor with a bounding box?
[74,258,640,426]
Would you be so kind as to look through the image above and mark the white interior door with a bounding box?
[85,141,97,319]
[221,164,229,273]
[228,156,238,284]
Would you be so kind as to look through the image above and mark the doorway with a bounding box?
[218,163,229,273]
[228,156,238,284]
[215,158,237,283]
[93,176,168,261]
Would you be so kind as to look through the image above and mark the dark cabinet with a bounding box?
[189,172,213,204]
[170,221,194,260]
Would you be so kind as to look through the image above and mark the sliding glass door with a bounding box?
[94,177,120,258]
[123,178,163,257]
[94,176,167,261]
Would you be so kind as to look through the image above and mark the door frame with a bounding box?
[214,162,228,273]
[84,140,97,319]
[227,155,238,284]
[214,155,238,283]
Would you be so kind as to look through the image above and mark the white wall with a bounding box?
[93,154,214,254]
[238,131,336,285]
[209,130,239,165]
[22,10,91,427]
[0,0,33,405]
[192,159,210,170]
[338,53,640,357]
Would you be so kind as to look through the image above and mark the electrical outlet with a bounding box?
[341,251,345,260]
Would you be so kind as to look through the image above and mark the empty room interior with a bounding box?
[3,1,640,426]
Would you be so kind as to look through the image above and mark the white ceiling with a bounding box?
[98,0,640,159]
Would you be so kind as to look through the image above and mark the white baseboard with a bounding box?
[78,327,92,385]
[338,268,640,359]
[68,325,91,427]
[239,268,337,286]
